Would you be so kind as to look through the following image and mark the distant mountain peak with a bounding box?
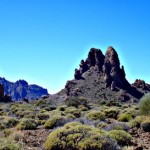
[0,78,49,101]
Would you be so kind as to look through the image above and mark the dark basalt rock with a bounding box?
[0,84,11,102]
[132,79,146,90]
[74,46,130,90]
[74,48,105,80]
[103,46,130,90]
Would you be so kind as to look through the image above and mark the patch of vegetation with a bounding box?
[87,111,105,121]
[65,107,81,118]
[44,116,70,129]
[65,96,88,108]
[16,118,38,130]
[139,94,150,116]
[3,129,13,137]
[45,122,119,150]
[37,113,50,120]
[3,117,18,128]
[118,113,133,122]
[0,141,19,150]
[0,123,5,130]
[97,122,108,129]
[109,130,132,146]
[104,108,119,119]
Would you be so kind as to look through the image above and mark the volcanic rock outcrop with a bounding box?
[61,46,149,102]
[74,46,130,90]
[0,84,11,102]
[132,79,150,91]
[0,78,48,101]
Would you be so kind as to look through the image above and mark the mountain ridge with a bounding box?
[0,77,49,101]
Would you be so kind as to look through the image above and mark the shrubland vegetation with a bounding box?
[0,94,149,149]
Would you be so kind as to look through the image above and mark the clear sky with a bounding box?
[0,0,150,94]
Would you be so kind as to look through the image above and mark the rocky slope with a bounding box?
[56,46,150,103]
[0,78,48,101]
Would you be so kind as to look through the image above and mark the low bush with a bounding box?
[118,113,133,122]
[0,123,5,130]
[109,130,132,145]
[37,113,50,120]
[87,111,105,121]
[139,94,150,116]
[97,122,108,129]
[66,96,88,108]
[57,105,67,111]
[104,123,130,131]
[104,108,119,119]
[65,107,81,118]
[0,143,19,150]
[44,122,120,150]
[44,116,71,129]
[3,129,12,137]
[128,119,141,128]
[16,119,38,130]
[3,117,18,128]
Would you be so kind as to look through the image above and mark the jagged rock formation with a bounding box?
[0,78,48,101]
[0,84,11,102]
[58,46,150,103]
[132,79,150,91]
[74,46,130,90]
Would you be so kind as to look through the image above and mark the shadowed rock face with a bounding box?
[132,79,150,91]
[0,84,11,102]
[61,46,149,102]
[0,78,48,101]
[74,48,105,80]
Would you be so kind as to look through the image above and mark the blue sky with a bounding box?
[0,0,150,93]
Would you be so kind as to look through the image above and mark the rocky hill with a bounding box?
[0,77,48,101]
[56,46,150,104]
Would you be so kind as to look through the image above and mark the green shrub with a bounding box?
[65,107,81,118]
[139,94,150,116]
[141,120,150,132]
[37,120,46,125]
[35,99,47,107]
[79,105,89,111]
[66,114,76,119]
[16,119,38,130]
[128,119,140,128]
[37,113,50,120]
[4,117,18,128]
[97,122,108,129]
[109,130,132,145]
[118,113,133,122]
[87,111,105,121]
[57,105,67,111]
[0,143,19,150]
[3,129,12,137]
[104,108,119,119]
[44,122,119,150]
[64,122,83,128]
[0,123,5,130]
[66,97,88,108]
[111,125,125,130]
[44,116,68,129]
